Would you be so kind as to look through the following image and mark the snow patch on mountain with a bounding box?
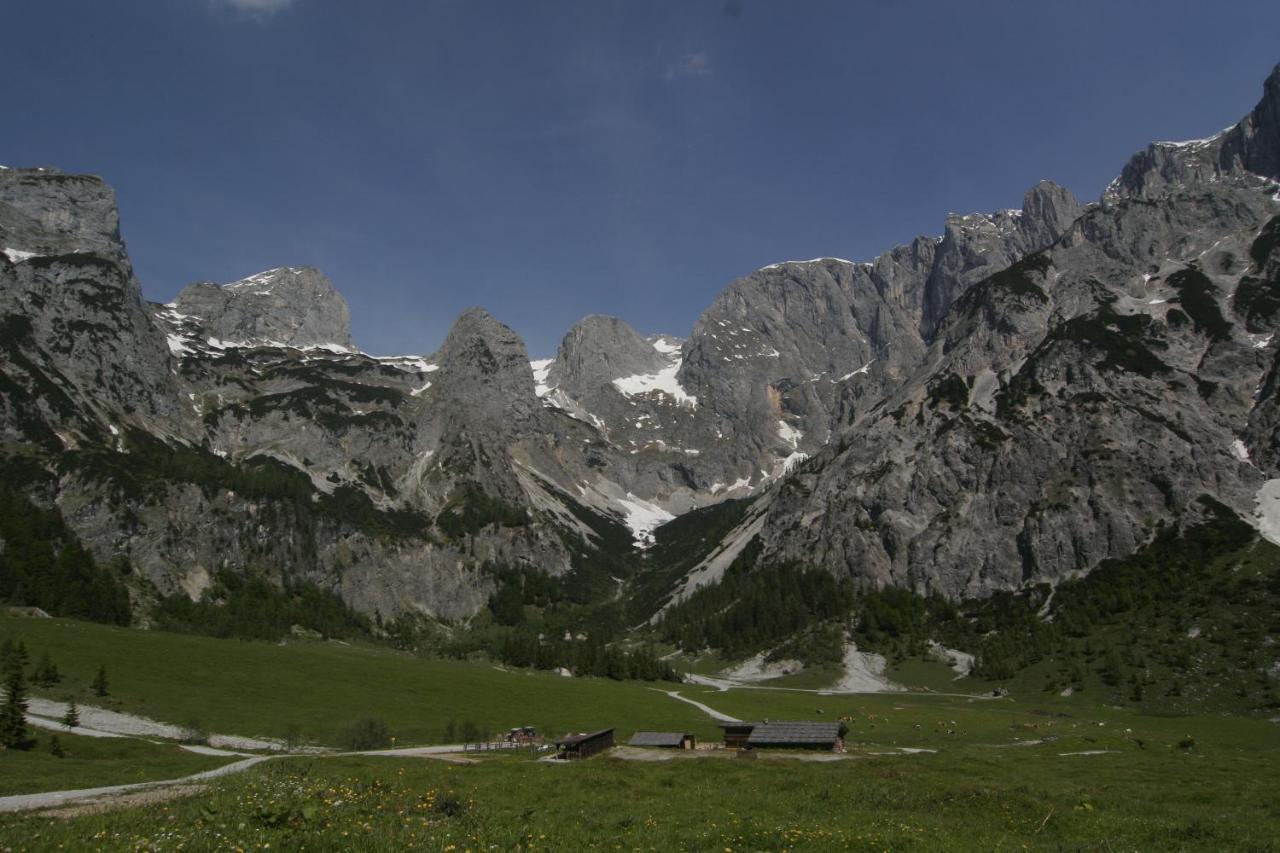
[377,356,438,373]
[1250,480,1280,546]
[613,362,697,408]
[224,267,310,292]
[530,358,555,398]
[614,493,676,547]
[3,248,40,263]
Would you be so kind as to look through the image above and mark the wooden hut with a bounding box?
[717,721,760,749]
[554,728,615,760]
[746,721,843,751]
[628,731,696,749]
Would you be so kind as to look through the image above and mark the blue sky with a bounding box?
[4,1,1279,356]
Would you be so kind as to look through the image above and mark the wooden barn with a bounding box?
[628,731,696,749]
[554,728,615,760]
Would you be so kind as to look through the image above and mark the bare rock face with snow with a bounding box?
[172,267,355,351]
[741,68,1280,599]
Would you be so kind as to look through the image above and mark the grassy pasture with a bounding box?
[2,614,1277,850]
[0,615,716,748]
[0,733,227,797]
[2,740,1276,851]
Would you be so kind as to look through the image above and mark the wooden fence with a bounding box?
[461,740,543,753]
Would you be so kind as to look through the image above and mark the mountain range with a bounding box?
[2,64,1279,636]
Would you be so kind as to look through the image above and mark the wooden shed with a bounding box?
[628,731,696,749]
[554,728,615,760]
[746,721,844,751]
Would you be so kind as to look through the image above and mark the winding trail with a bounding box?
[0,756,279,814]
[0,742,475,814]
[655,689,741,722]
[5,696,475,815]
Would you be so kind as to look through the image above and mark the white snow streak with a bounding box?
[777,419,802,450]
[2,248,39,263]
[838,360,874,381]
[165,334,193,357]
[761,257,856,271]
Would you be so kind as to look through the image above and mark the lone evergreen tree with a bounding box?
[90,665,109,697]
[48,734,64,758]
[62,699,80,730]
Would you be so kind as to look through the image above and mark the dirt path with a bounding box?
[25,698,290,752]
[0,740,478,815]
[656,689,741,722]
[0,756,278,814]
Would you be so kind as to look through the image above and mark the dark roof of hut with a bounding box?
[555,728,615,747]
[746,721,842,745]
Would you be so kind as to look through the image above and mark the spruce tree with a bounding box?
[62,699,80,730]
[0,662,32,750]
[32,653,60,687]
[90,665,109,697]
[1,640,29,676]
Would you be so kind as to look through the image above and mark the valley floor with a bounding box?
[1,615,1277,850]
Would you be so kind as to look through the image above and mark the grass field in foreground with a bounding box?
[2,737,1277,851]
[0,732,228,797]
[0,615,717,747]
[0,615,1277,848]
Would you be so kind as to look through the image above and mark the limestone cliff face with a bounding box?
[731,66,1280,601]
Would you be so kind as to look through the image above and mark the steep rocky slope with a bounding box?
[671,65,1280,606]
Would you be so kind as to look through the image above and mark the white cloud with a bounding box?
[664,53,711,80]
[215,0,296,16]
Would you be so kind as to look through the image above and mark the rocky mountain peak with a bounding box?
[1019,180,1085,246]
[171,266,354,350]
[920,181,1082,336]
[436,307,538,402]
[548,314,669,401]
[1108,63,1280,202]
[1224,61,1280,181]
[0,167,123,257]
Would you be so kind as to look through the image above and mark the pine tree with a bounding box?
[0,663,32,750]
[1,640,29,676]
[62,699,80,730]
[48,734,64,758]
[32,653,60,687]
[90,665,109,697]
